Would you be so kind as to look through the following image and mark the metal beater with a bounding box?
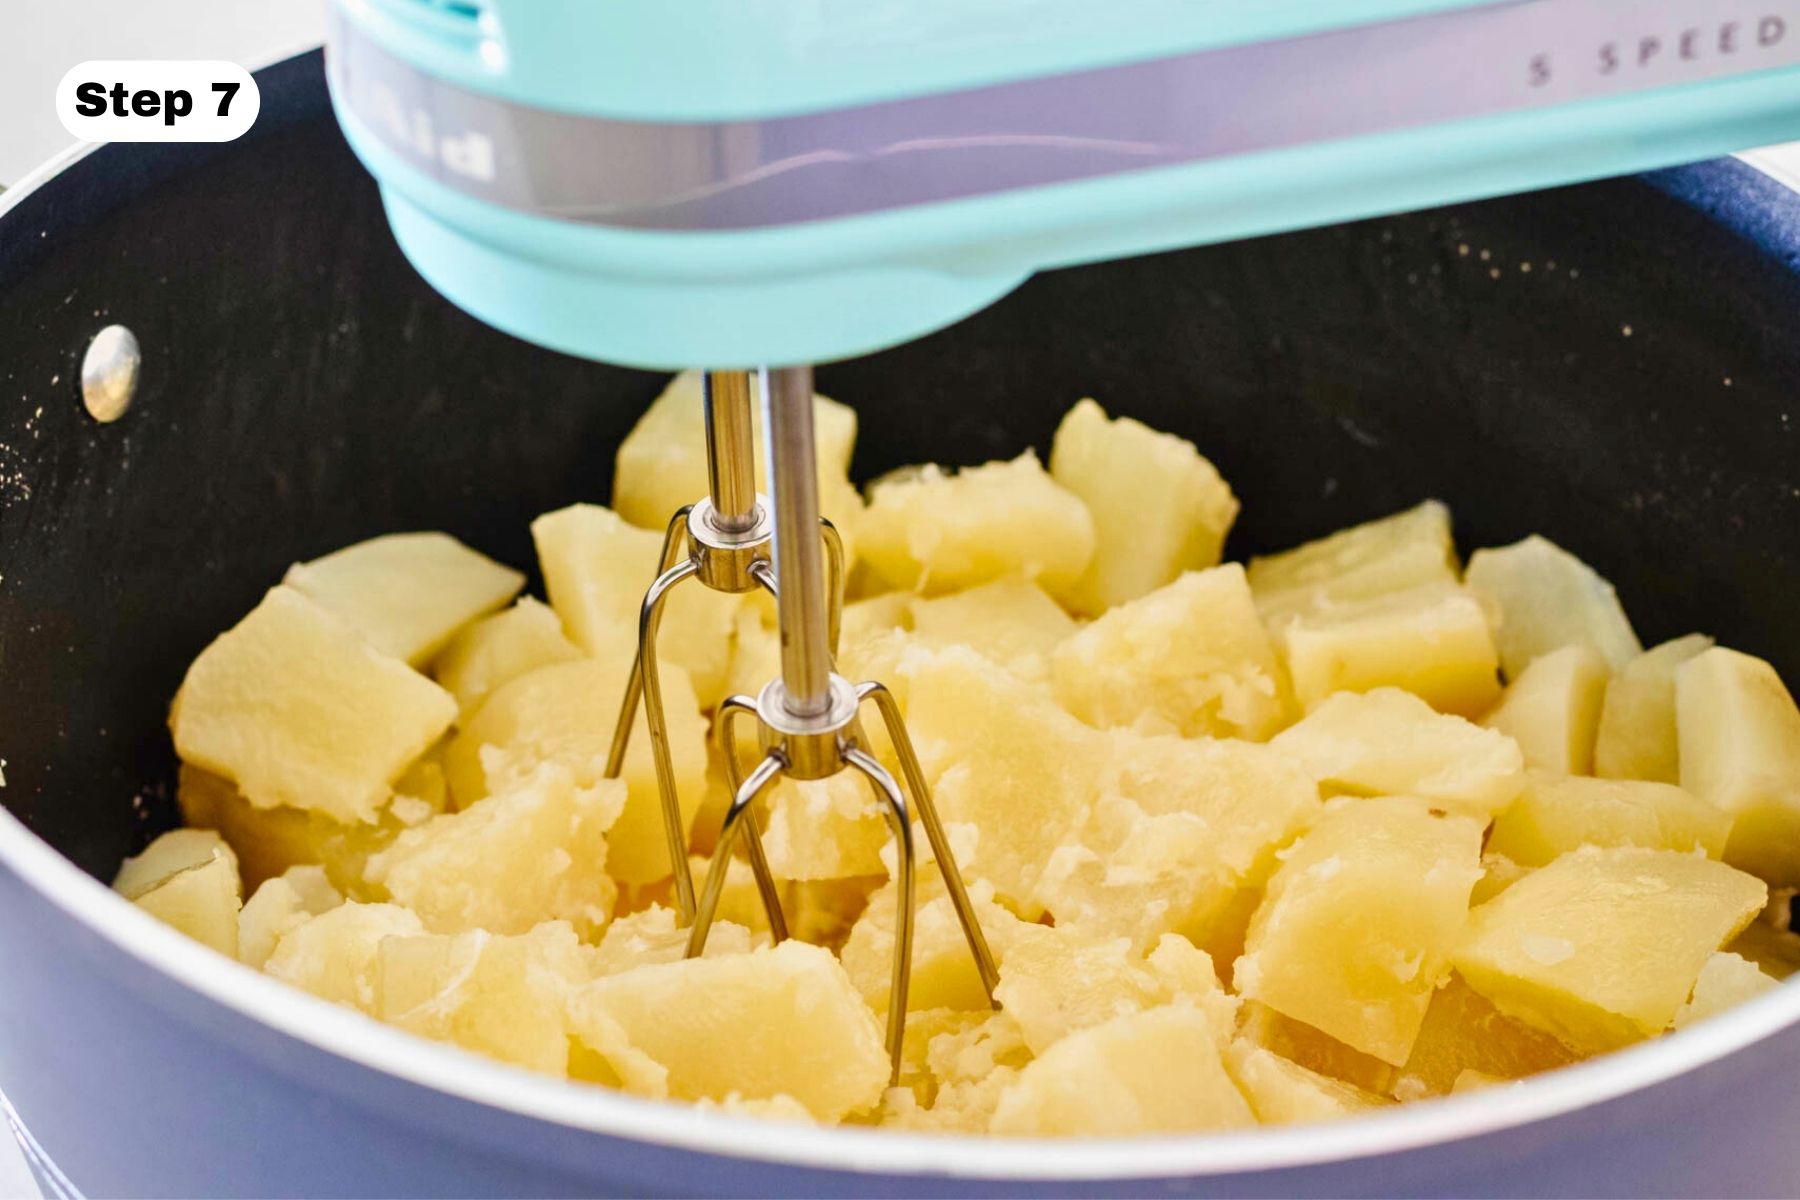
[683,366,999,1084]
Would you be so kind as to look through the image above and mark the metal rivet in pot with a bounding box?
[81,325,140,423]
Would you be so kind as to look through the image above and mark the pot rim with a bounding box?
[3,102,1799,1185]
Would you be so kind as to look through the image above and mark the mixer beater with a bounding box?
[610,364,999,1082]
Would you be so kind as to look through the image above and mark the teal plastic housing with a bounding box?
[328,0,1800,368]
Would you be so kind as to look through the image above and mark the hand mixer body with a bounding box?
[328,0,1800,368]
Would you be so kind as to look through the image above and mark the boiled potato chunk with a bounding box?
[238,867,342,969]
[431,597,582,718]
[1269,687,1524,817]
[114,828,238,900]
[1047,398,1238,616]
[1673,951,1778,1030]
[857,453,1095,596]
[171,586,456,825]
[841,878,1029,1017]
[530,502,742,707]
[904,646,1317,933]
[1051,565,1293,741]
[1676,646,1800,886]
[611,370,862,553]
[989,1005,1252,1136]
[759,772,891,882]
[283,532,523,667]
[1235,797,1484,1066]
[909,576,1075,683]
[1486,773,1731,867]
[444,655,706,885]
[1594,634,1714,783]
[128,850,242,957]
[178,763,431,899]
[1453,846,1766,1053]
[1730,912,1800,981]
[1032,734,1319,949]
[1249,501,1456,625]
[1222,1039,1391,1124]
[365,765,626,939]
[1236,1002,1398,1095]
[571,941,888,1121]
[993,928,1236,1056]
[1277,582,1502,717]
[263,901,426,1013]
[377,921,592,1075]
[1391,974,1577,1098]
[1482,645,1611,775]
[1464,535,1642,679]
[1470,852,1531,907]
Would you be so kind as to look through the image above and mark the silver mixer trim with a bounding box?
[329,0,1800,231]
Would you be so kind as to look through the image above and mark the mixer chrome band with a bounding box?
[327,0,1800,232]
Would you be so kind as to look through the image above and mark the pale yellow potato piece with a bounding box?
[172,587,456,826]
[857,453,1094,596]
[989,1005,1253,1136]
[1032,734,1319,949]
[1235,797,1484,1066]
[365,765,625,939]
[1464,535,1642,679]
[909,576,1075,683]
[1450,1070,1508,1094]
[1236,1002,1398,1096]
[1222,1039,1391,1124]
[1454,846,1766,1053]
[1277,582,1502,717]
[904,645,1317,931]
[572,941,888,1121]
[759,772,891,882]
[1730,914,1800,981]
[431,597,582,718]
[530,502,742,707]
[377,921,593,1076]
[1269,687,1525,817]
[239,867,342,969]
[1594,634,1714,782]
[1483,645,1610,775]
[264,901,425,1013]
[1052,565,1293,741]
[610,370,862,556]
[1677,646,1800,886]
[1047,398,1238,616]
[444,655,706,885]
[1391,974,1577,1098]
[1673,951,1779,1029]
[841,878,1030,1017]
[592,905,756,976]
[993,928,1236,1056]
[114,828,238,900]
[897,647,1093,909]
[1249,500,1456,625]
[1470,853,1531,907]
[881,1010,1033,1133]
[284,532,523,667]
[178,763,433,899]
[1487,773,1731,867]
[131,852,242,957]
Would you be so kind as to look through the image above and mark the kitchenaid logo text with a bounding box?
[1528,15,1787,86]
[365,81,497,183]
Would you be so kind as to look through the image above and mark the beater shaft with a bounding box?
[702,370,758,533]
[764,365,834,719]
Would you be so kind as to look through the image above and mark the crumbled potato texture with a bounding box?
[129,392,1795,1139]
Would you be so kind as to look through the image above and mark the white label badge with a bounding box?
[56,61,259,143]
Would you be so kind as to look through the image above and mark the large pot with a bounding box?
[1,52,1797,1198]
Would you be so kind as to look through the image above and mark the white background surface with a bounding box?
[2,3,1800,1199]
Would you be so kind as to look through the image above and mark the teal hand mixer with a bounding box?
[325,0,1800,1082]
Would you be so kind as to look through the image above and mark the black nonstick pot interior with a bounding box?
[5,52,1800,887]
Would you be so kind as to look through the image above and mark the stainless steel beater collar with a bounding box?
[685,494,773,594]
[754,673,861,781]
